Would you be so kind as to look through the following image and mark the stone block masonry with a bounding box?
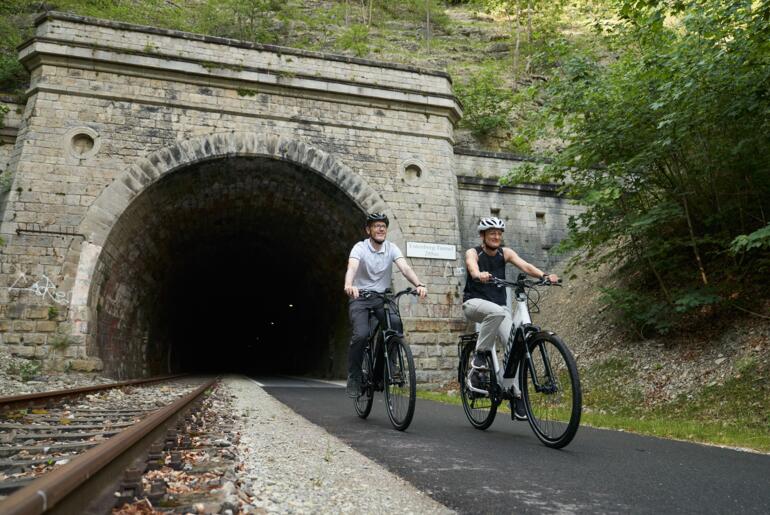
[0,12,580,384]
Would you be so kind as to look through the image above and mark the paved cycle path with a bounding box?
[260,381,770,514]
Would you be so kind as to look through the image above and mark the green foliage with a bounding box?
[6,359,42,381]
[380,0,450,30]
[599,287,672,337]
[672,289,722,314]
[730,224,770,254]
[504,0,770,331]
[49,333,73,351]
[455,66,516,137]
[336,23,370,57]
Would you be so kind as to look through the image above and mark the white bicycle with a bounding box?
[457,274,582,448]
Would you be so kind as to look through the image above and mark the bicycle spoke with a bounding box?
[523,335,581,448]
[384,338,416,431]
[460,346,497,430]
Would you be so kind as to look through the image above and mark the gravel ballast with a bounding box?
[227,376,453,514]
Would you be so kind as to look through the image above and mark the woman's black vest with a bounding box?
[463,246,506,305]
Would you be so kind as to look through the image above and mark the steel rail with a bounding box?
[0,377,217,515]
[0,374,186,409]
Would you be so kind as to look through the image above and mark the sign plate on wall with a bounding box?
[406,242,456,260]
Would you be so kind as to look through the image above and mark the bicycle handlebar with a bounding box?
[358,288,419,301]
[481,275,563,288]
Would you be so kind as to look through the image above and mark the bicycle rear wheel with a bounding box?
[521,333,581,448]
[354,348,373,419]
[384,337,416,431]
[459,346,497,430]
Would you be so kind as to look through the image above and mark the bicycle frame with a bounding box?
[361,289,412,388]
[465,276,543,401]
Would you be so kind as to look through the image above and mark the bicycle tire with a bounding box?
[354,347,374,419]
[383,337,416,431]
[521,332,581,448]
[459,345,497,430]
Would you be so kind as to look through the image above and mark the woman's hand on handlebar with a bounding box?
[344,284,359,299]
[544,273,559,284]
[473,271,493,283]
[415,285,427,299]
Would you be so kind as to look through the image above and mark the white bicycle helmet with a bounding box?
[477,217,505,232]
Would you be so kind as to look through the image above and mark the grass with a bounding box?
[417,356,770,453]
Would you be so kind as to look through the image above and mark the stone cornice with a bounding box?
[33,11,453,82]
[0,127,17,144]
[454,147,551,164]
[19,38,462,125]
[456,175,560,196]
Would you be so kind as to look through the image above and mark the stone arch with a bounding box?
[65,132,406,368]
[79,132,402,248]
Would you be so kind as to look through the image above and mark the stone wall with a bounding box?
[0,12,467,379]
[455,149,582,271]
[0,13,581,385]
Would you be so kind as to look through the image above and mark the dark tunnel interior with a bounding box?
[88,156,365,379]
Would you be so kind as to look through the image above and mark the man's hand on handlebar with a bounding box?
[344,285,360,299]
[415,285,427,299]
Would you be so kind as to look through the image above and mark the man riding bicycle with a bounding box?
[344,213,428,398]
[463,217,559,419]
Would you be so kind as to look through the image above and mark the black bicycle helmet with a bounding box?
[366,212,389,227]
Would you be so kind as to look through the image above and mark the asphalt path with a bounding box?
[256,377,770,514]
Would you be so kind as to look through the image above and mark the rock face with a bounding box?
[0,12,579,383]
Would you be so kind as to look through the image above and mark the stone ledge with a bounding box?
[456,175,560,196]
[33,11,452,81]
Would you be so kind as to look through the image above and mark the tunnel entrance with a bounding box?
[89,155,364,379]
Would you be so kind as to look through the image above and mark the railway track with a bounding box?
[0,375,219,514]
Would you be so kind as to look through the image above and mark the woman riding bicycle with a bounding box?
[343,213,427,398]
[462,217,559,419]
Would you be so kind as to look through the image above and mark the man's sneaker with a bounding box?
[471,351,489,370]
[346,375,362,398]
[512,396,527,421]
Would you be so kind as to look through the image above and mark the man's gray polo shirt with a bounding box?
[349,239,404,292]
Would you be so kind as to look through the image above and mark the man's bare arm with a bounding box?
[394,257,427,299]
[344,258,360,298]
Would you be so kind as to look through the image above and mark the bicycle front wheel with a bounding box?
[521,333,581,448]
[354,348,373,419]
[384,337,416,431]
[459,346,497,430]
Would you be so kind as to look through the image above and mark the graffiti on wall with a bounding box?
[8,273,70,305]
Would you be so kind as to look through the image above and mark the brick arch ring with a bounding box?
[66,132,406,310]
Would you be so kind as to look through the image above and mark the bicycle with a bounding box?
[457,274,582,448]
[353,288,419,431]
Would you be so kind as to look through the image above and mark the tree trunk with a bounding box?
[513,1,521,84]
[682,193,709,285]
[527,0,532,44]
[425,0,431,52]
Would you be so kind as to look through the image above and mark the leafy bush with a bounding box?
[503,0,770,327]
[599,287,672,338]
[455,67,516,138]
[7,359,42,382]
[336,23,370,57]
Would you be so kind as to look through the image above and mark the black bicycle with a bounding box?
[354,288,418,431]
[458,274,581,448]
